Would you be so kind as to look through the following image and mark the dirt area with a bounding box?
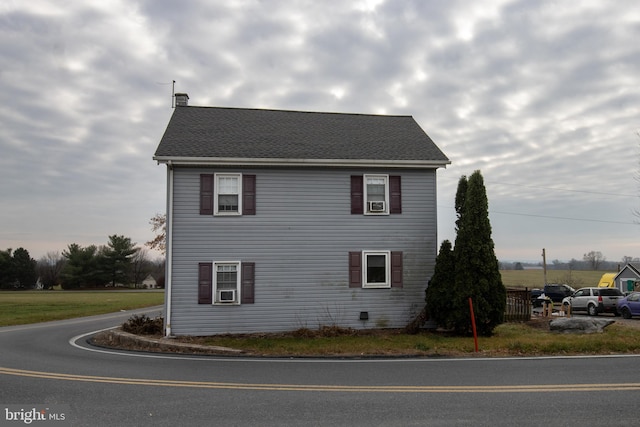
[525,316,551,331]
[619,318,640,328]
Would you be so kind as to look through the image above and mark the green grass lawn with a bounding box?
[0,290,164,327]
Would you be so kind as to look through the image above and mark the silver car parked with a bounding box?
[561,287,623,316]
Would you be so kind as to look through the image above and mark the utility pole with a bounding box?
[542,248,548,285]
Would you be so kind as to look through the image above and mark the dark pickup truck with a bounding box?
[531,284,575,307]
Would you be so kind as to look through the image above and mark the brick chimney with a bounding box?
[174,93,189,107]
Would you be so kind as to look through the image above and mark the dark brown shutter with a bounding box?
[241,262,255,304]
[351,176,364,214]
[389,175,402,214]
[200,174,214,215]
[349,252,362,288]
[391,251,403,288]
[198,262,213,304]
[242,175,256,215]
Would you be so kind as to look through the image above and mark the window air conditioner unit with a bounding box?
[368,201,386,212]
[218,290,236,303]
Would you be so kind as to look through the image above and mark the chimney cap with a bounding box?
[175,93,189,107]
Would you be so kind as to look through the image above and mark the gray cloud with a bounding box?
[1,0,639,262]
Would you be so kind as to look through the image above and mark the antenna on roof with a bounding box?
[171,80,176,108]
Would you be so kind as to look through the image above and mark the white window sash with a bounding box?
[213,261,241,304]
[362,250,391,288]
[214,173,243,215]
[363,174,389,215]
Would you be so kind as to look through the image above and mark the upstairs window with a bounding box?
[215,174,241,214]
[364,175,388,214]
[351,175,401,215]
[200,174,256,216]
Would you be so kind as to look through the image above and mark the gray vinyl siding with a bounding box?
[615,265,640,292]
[168,166,439,335]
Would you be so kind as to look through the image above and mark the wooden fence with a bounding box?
[505,288,531,322]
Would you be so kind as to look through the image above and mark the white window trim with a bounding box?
[214,173,242,216]
[620,277,636,292]
[213,261,241,305]
[362,250,391,288]
[363,174,389,215]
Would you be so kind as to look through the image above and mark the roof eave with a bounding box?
[153,156,451,169]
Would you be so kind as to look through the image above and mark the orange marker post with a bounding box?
[468,297,479,352]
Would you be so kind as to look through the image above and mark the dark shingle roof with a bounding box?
[154,106,449,166]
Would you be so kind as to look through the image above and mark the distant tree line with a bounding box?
[0,235,165,290]
[501,251,639,271]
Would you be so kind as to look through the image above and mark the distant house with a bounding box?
[614,264,640,293]
[153,93,450,336]
[142,274,158,289]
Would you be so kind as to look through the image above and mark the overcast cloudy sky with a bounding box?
[2,0,639,264]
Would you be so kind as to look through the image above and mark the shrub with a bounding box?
[425,240,455,329]
[122,314,163,335]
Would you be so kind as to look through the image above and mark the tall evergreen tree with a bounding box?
[103,235,138,287]
[422,170,506,336]
[424,240,455,326]
[0,248,37,289]
[0,249,16,289]
[425,175,471,333]
[12,248,37,289]
[454,175,467,232]
[61,244,102,289]
[453,170,506,336]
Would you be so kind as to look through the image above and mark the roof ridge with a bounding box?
[178,105,413,118]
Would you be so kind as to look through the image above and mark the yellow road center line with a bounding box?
[2,367,640,393]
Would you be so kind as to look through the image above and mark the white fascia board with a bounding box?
[153,156,450,169]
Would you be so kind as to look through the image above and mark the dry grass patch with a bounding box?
[170,320,640,358]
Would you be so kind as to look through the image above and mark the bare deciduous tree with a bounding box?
[130,247,152,288]
[37,251,65,289]
[145,213,166,255]
[583,250,605,270]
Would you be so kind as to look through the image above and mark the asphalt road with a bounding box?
[1,308,640,426]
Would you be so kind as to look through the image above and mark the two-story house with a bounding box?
[153,93,450,336]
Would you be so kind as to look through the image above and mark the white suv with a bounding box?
[561,287,623,316]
